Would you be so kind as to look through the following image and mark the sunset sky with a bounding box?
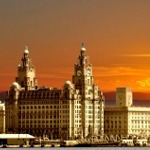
[1,0,150,94]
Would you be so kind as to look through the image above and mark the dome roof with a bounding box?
[81,47,86,51]
[64,80,73,88]
[24,49,29,54]
[24,46,29,54]
[65,80,72,85]
[10,82,20,90]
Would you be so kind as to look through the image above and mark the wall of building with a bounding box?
[0,101,5,133]
[5,44,105,140]
[105,87,150,137]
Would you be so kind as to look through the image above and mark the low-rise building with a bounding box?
[104,87,150,137]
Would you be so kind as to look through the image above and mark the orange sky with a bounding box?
[0,0,150,94]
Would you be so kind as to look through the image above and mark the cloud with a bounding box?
[36,66,150,92]
[37,67,73,79]
[136,78,150,89]
[37,73,69,79]
[92,66,150,92]
[120,54,150,57]
[93,66,150,77]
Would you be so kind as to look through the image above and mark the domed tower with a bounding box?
[72,43,105,138]
[16,46,38,90]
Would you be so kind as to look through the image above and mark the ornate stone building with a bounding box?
[5,44,105,140]
[15,46,38,91]
[104,87,150,137]
[0,101,5,133]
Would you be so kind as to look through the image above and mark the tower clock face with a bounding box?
[87,68,91,76]
[77,70,82,76]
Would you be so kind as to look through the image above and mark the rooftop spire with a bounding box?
[81,42,86,51]
[82,42,85,47]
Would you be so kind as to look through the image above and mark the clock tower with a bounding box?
[72,43,105,138]
[72,43,94,99]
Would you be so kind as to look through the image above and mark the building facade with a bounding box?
[104,87,150,137]
[0,101,5,133]
[5,44,105,140]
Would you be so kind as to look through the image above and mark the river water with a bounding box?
[1,147,150,150]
